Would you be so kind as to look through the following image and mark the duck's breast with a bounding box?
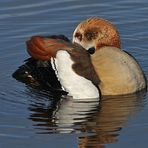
[92,46,146,95]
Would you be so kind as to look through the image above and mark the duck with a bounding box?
[13,17,147,98]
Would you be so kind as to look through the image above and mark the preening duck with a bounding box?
[13,17,147,98]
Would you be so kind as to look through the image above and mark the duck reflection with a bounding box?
[54,97,99,133]
[79,91,146,148]
[27,87,146,147]
[27,86,99,133]
[27,87,63,132]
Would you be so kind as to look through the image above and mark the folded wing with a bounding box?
[26,36,71,61]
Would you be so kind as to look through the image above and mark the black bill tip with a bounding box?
[87,47,95,55]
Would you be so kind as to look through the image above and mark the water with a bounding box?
[0,0,148,147]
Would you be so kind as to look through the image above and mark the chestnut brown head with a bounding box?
[73,17,121,53]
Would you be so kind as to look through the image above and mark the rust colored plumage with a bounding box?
[27,36,71,60]
[73,17,121,49]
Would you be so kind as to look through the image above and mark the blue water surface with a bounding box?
[0,0,148,148]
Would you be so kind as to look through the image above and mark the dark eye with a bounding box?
[85,32,94,41]
[75,32,82,41]
[84,29,98,41]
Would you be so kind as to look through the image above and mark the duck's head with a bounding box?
[73,17,121,54]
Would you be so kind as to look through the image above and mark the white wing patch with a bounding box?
[51,58,59,79]
[53,50,99,99]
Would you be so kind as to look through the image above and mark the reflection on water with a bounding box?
[79,92,146,148]
[28,86,100,134]
[27,86,146,147]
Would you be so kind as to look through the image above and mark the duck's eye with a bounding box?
[87,47,95,55]
[85,32,94,41]
[75,32,82,41]
[84,29,98,41]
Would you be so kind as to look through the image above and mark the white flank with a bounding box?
[53,50,99,99]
